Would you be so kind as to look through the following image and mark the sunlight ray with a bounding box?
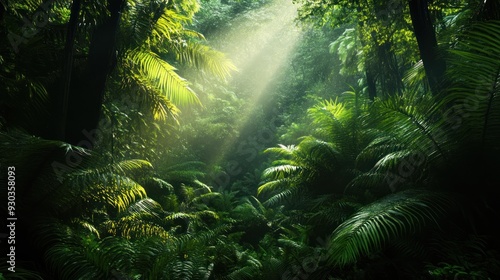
[208,0,304,168]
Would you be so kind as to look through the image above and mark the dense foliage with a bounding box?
[1,0,499,279]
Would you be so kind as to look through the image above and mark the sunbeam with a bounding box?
[208,0,303,167]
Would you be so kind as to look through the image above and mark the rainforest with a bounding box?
[1,0,500,279]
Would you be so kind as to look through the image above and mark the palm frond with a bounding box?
[297,136,339,165]
[371,91,447,162]
[83,175,147,213]
[8,0,44,12]
[355,136,403,166]
[257,178,295,196]
[152,9,191,41]
[125,198,164,216]
[308,198,362,226]
[307,93,372,159]
[123,0,155,45]
[443,21,500,148]
[172,40,237,80]
[173,0,200,18]
[44,234,136,279]
[165,212,198,222]
[261,165,302,180]
[262,188,296,206]
[264,144,298,157]
[77,159,153,178]
[327,189,453,267]
[345,171,393,195]
[104,213,171,239]
[191,192,222,204]
[125,48,200,107]
[121,72,181,121]
[403,60,428,92]
[142,177,174,195]
[1,76,50,132]
[308,98,351,141]
[159,161,206,182]
[123,0,191,45]
[373,149,415,172]
[247,195,268,215]
[70,218,101,238]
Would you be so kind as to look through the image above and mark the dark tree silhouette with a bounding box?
[408,0,446,96]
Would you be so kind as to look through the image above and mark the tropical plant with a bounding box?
[258,92,372,205]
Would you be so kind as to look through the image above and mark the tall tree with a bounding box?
[57,0,82,141]
[296,0,419,98]
[408,0,446,95]
[64,0,125,145]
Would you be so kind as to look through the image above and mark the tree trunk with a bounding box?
[65,0,125,146]
[366,70,377,100]
[0,0,5,22]
[53,0,81,141]
[408,0,446,96]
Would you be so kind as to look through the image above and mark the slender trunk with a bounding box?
[355,0,378,99]
[408,0,446,96]
[55,0,81,141]
[366,70,377,100]
[65,0,125,146]
[0,0,7,47]
[0,0,6,22]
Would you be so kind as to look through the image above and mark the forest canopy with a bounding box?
[1,0,500,279]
